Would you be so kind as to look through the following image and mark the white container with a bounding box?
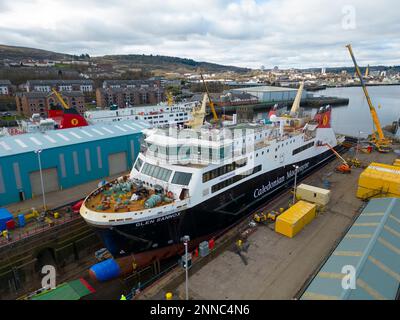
[295,183,331,206]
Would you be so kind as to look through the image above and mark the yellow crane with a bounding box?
[51,88,70,109]
[289,81,304,116]
[199,72,219,121]
[346,44,391,152]
[166,91,174,106]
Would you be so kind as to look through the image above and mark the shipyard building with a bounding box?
[0,120,149,206]
[230,85,307,103]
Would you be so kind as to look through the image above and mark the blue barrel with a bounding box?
[18,214,26,228]
[89,259,121,282]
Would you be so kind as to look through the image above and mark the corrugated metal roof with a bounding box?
[231,85,299,92]
[301,197,400,300]
[0,120,150,157]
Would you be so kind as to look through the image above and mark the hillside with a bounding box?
[97,54,250,73]
[0,44,73,61]
[0,44,250,74]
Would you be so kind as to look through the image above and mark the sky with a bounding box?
[0,0,399,69]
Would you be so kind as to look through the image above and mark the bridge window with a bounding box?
[141,163,172,182]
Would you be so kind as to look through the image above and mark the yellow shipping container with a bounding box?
[275,200,317,238]
[356,162,400,199]
[295,183,331,206]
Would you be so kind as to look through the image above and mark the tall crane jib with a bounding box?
[199,72,219,122]
[345,44,392,153]
[51,88,70,110]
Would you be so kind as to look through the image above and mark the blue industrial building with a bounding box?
[0,120,150,206]
[301,197,400,300]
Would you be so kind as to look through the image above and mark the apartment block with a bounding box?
[25,80,94,93]
[16,91,86,117]
[102,79,161,89]
[96,86,165,109]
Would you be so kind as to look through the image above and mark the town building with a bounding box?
[96,86,165,109]
[16,91,86,117]
[0,120,149,206]
[0,80,12,95]
[25,80,94,93]
[102,79,161,89]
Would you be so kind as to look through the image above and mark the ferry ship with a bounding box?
[84,101,198,128]
[80,100,345,279]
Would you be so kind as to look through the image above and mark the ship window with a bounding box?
[141,163,172,182]
[153,165,161,177]
[292,141,314,156]
[202,159,247,183]
[172,171,192,186]
[134,158,143,171]
[211,165,262,193]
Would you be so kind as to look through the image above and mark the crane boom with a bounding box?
[345,44,390,151]
[200,72,218,121]
[289,82,304,116]
[323,143,348,165]
[51,88,70,110]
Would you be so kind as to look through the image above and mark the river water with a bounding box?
[313,85,400,137]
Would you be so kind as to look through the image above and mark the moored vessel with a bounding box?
[80,102,344,280]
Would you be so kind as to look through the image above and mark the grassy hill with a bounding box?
[0,44,250,74]
[98,54,250,73]
[0,44,72,61]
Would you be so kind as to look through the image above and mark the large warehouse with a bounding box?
[230,85,307,103]
[301,197,400,300]
[0,120,150,206]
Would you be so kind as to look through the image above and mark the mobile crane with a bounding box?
[346,44,392,153]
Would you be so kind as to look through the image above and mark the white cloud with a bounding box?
[0,0,399,68]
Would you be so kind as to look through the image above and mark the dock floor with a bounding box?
[137,148,398,300]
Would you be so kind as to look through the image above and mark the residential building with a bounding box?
[96,86,165,109]
[0,80,12,95]
[16,91,86,117]
[25,80,94,93]
[102,79,161,89]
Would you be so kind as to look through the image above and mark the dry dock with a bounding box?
[137,147,398,300]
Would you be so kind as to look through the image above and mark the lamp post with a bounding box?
[34,149,46,210]
[292,165,299,204]
[182,235,190,300]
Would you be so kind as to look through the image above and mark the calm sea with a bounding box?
[314,85,400,137]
